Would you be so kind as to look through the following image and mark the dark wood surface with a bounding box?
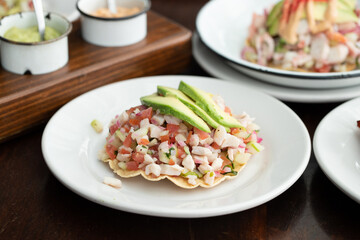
[0,11,192,142]
[1,0,360,239]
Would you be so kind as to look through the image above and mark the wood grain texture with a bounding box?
[0,11,192,142]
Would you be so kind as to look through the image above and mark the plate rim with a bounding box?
[313,97,360,203]
[41,75,311,217]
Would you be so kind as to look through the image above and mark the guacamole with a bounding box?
[4,26,61,43]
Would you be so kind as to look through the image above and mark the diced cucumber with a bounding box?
[247,141,264,154]
[115,129,126,142]
[91,119,103,133]
[234,152,251,165]
[118,161,127,170]
[184,145,190,155]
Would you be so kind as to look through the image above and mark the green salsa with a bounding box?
[4,26,61,43]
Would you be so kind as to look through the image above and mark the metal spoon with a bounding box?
[32,0,46,41]
[107,0,117,14]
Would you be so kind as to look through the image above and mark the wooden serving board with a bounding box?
[0,11,192,142]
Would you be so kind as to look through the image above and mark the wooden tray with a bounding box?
[0,11,192,142]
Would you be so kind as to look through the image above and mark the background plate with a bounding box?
[314,97,360,203]
[196,0,360,89]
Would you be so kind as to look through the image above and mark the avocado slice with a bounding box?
[266,0,283,28]
[157,85,230,131]
[140,94,211,133]
[268,17,280,36]
[299,1,358,23]
[268,0,357,36]
[178,81,243,128]
[336,8,358,23]
[338,0,356,11]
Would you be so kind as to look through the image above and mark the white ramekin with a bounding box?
[0,12,72,75]
[77,0,150,47]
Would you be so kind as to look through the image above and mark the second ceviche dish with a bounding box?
[242,0,360,73]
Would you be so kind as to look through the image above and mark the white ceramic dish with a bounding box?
[77,0,150,47]
[0,12,72,75]
[43,0,80,22]
[196,0,360,89]
[192,32,360,103]
[42,75,311,218]
[314,97,360,204]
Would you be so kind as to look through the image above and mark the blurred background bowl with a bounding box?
[0,0,79,22]
[196,0,360,89]
[0,11,72,75]
[77,0,150,47]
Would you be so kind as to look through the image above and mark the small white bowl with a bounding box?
[77,0,150,47]
[0,12,72,75]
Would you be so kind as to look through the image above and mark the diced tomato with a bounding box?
[139,138,150,145]
[138,107,153,121]
[123,133,133,148]
[168,159,175,165]
[160,134,169,143]
[231,128,240,135]
[186,131,193,144]
[166,124,180,134]
[105,144,117,160]
[109,124,118,135]
[224,106,232,116]
[315,64,331,73]
[119,148,130,154]
[126,161,139,170]
[129,118,140,126]
[123,124,130,133]
[194,127,210,140]
[327,31,347,44]
[132,152,145,163]
[211,142,221,150]
[176,146,185,158]
[243,132,252,143]
[126,105,142,115]
[128,107,153,127]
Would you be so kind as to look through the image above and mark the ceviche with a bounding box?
[98,81,264,189]
[242,0,360,73]
[0,0,33,17]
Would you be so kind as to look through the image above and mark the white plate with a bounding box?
[44,0,80,22]
[41,75,311,218]
[193,32,360,103]
[314,97,360,203]
[196,0,360,89]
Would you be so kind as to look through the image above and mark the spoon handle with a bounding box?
[107,0,117,14]
[32,0,46,41]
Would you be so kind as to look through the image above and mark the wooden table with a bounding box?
[1,0,359,239]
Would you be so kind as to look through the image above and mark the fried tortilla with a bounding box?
[102,157,249,189]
